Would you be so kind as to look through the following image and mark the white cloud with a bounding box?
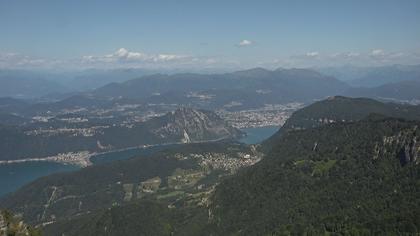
[330,52,361,59]
[155,54,186,62]
[288,51,321,61]
[271,49,420,68]
[368,49,409,64]
[83,48,189,64]
[370,49,385,56]
[238,40,253,47]
[1,48,420,70]
[305,51,320,57]
[78,48,237,69]
[0,52,60,69]
[342,52,360,58]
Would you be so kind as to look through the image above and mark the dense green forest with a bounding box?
[211,117,420,235]
[42,201,209,236]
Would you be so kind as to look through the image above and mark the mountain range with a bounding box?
[318,64,420,87]
[93,68,348,110]
[344,80,420,102]
[79,66,420,107]
[0,70,68,99]
[1,66,420,110]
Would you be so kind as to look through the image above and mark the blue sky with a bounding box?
[1,0,419,69]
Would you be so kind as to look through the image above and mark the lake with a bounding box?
[0,126,279,197]
[239,126,279,144]
[90,144,179,165]
[0,145,171,197]
[0,162,79,197]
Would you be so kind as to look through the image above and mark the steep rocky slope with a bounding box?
[148,107,243,143]
[0,210,41,236]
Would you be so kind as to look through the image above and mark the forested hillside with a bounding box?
[211,117,420,235]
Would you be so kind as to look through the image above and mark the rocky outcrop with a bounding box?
[0,213,5,234]
[152,107,244,142]
[375,126,420,165]
[0,210,40,236]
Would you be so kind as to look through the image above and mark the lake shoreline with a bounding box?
[0,135,243,167]
[0,126,279,197]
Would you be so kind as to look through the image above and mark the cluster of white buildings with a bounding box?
[24,126,108,137]
[218,103,303,128]
[179,152,261,173]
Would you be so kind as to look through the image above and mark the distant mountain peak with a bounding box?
[172,106,196,114]
[93,67,349,106]
[237,67,270,73]
[326,95,353,101]
[231,67,272,77]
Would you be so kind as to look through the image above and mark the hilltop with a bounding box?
[264,96,420,150]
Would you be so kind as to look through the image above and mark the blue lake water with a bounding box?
[0,162,79,197]
[0,145,171,197]
[0,126,279,197]
[239,126,279,144]
[91,144,179,165]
